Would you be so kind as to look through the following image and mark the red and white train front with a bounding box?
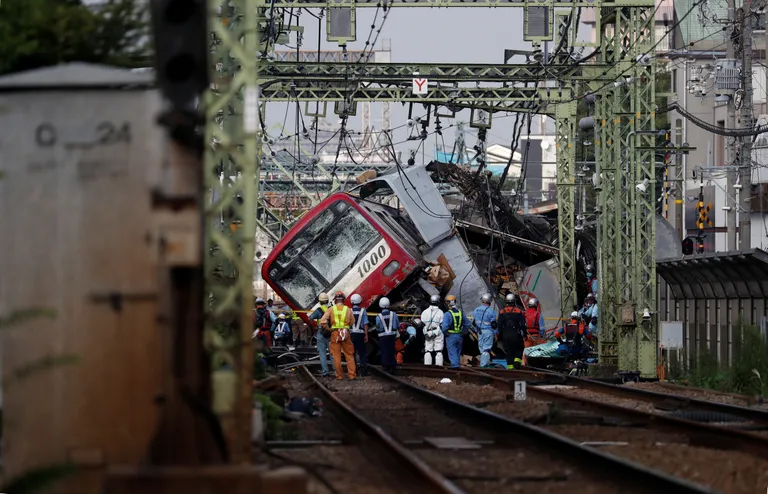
[262,193,419,320]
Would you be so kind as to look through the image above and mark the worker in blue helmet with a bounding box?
[472,293,498,368]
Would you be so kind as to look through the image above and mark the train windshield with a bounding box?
[270,200,381,309]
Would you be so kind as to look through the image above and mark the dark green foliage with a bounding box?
[0,0,152,75]
[672,322,768,398]
[0,308,56,330]
[253,393,285,439]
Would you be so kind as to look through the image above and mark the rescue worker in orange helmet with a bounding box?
[498,293,527,369]
[524,298,544,348]
[319,291,357,380]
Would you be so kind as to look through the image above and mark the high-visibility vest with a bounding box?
[351,307,365,332]
[332,305,349,329]
[290,311,301,320]
[449,309,463,334]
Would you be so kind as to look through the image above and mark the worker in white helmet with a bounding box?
[421,294,445,366]
[349,293,370,376]
[524,297,545,348]
[273,313,292,346]
[472,293,498,368]
[555,310,593,357]
[309,292,332,377]
[375,297,399,373]
[498,293,526,369]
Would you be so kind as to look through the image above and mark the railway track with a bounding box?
[393,364,768,493]
[397,365,768,457]
[487,365,768,426]
[297,364,714,494]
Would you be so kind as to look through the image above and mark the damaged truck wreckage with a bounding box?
[261,161,674,368]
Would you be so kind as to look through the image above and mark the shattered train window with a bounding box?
[304,208,380,284]
[278,264,325,309]
[275,208,335,267]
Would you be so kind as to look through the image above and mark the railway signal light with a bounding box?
[682,237,694,255]
[149,0,209,109]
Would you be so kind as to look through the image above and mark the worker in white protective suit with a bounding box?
[421,294,445,366]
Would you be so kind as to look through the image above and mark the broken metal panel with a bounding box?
[426,236,498,314]
[359,165,454,247]
[517,259,562,334]
[454,220,559,257]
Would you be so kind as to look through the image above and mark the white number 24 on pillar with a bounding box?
[514,381,527,401]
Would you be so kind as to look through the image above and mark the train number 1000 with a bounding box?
[357,245,387,278]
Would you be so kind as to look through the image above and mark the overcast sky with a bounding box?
[266,7,571,158]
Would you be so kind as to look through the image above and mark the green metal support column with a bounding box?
[595,3,657,377]
[630,5,658,377]
[205,0,263,462]
[594,15,620,371]
[556,99,577,316]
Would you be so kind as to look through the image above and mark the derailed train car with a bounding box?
[261,161,565,361]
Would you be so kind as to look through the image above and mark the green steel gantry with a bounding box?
[204,0,659,454]
[588,6,658,377]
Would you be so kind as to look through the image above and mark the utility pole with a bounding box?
[739,0,754,249]
[727,0,739,250]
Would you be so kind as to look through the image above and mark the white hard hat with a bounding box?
[528,298,538,307]
[570,311,579,318]
[505,293,516,303]
[430,294,441,304]
[587,292,595,299]
[279,313,286,319]
[318,292,329,302]
[379,297,390,309]
[481,293,493,303]
[255,297,265,304]
[351,293,363,305]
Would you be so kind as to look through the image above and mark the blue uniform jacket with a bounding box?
[441,309,470,335]
[351,305,369,330]
[472,305,498,335]
[309,305,328,320]
[376,309,399,335]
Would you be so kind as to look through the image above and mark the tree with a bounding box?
[0,0,152,76]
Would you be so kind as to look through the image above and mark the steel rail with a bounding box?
[296,366,466,494]
[368,366,716,493]
[396,365,768,461]
[489,365,768,426]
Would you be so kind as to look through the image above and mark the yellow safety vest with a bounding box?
[449,309,463,334]
[290,311,301,320]
[332,305,349,329]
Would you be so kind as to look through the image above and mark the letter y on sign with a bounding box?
[412,78,428,95]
